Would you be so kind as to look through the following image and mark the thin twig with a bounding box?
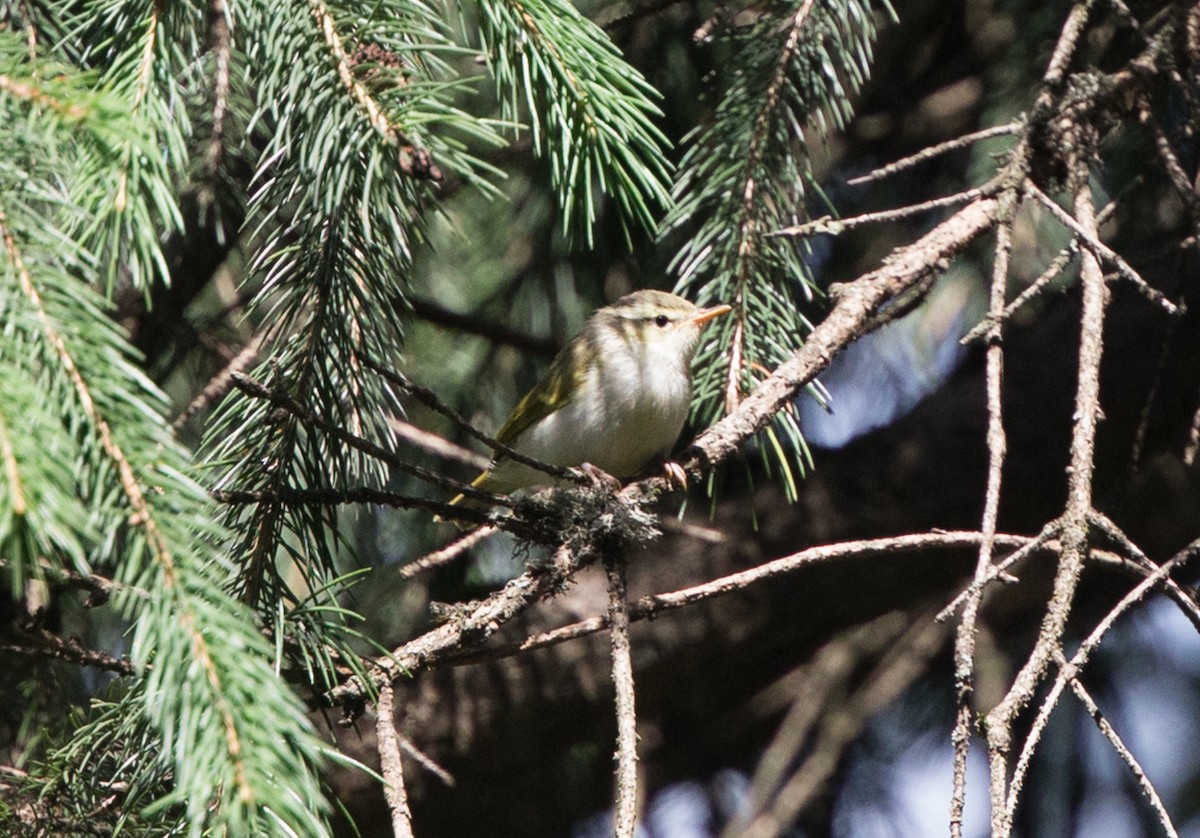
[1004,536,1200,829]
[399,737,456,787]
[446,531,1039,668]
[951,207,1015,837]
[324,545,577,710]
[1026,181,1180,316]
[936,520,1059,621]
[0,560,136,607]
[986,157,1110,838]
[847,122,1022,186]
[212,486,512,533]
[1066,671,1178,838]
[1088,550,1200,634]
[408,296,558,357]
[228,373,507,506]
[1088,511,1200,630]
[0,627,135,675]
[389,417,490,471]
[362,356,586,485]
[961,247,1078,344]
[607,558,638,838]
[772,186,993,238]
[172,335,262,430]
[375,682,415,838]
[962,184,1125,345]
[401,525,499,579]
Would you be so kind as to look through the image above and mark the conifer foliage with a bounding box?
[0,0,688,832]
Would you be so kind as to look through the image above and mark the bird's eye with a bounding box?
[653,315,670,328]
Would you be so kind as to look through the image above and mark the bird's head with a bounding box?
[592,290,732,367]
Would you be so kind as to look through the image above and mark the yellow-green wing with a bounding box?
[494,333,591,446]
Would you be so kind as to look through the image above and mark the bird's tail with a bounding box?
[438,470,492,521]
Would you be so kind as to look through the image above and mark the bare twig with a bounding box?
[172,335,262,430]
[446,531,1039,668]
[985,158,1110,838]
[951,207,1015,837]
[324,545,577,709]
[1004,536,1200,829]
[961,185,1124,345]
[407,296,558,357]
[212,486,510,532]
[0,560,134,607]
[1067,672,1178,838]
[607,558,638,838]
[228,373,508,506]
[375,682,415,838]
[961,247,1078,344]
[362,356,585,485]
[1088,550,1200,634]
[847,122,1022,186]
[1026,181,1179,316]
[388,417,490,471]
[399,736,456,787]
[1088,511,1200,630]
[939,522,1062,621]
[0,627,135,675]
[772,186,994,238]
[401,525,499,579]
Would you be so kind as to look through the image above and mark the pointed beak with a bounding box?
[690,303,733,327]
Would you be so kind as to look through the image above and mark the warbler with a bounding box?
[449,290,732,507]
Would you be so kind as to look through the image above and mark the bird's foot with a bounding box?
[662,461,689,491]
[579,462,621,491]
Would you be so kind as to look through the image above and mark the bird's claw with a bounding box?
[579,462,621,491]
[662,461,688,491]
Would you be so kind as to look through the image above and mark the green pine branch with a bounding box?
[68,0,201,293]
[666,0,893,497]
[0,28,330,835]
[202,0,507,687]
[471,0,673,243]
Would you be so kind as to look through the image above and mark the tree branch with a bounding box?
[375,682,415,838]
[607,557,638,838]
[985,152,1109,838]
[951,203,1016,837]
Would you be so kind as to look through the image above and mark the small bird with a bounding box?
[449,290,732,507]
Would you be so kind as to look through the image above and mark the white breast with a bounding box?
[488,327,695,492]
